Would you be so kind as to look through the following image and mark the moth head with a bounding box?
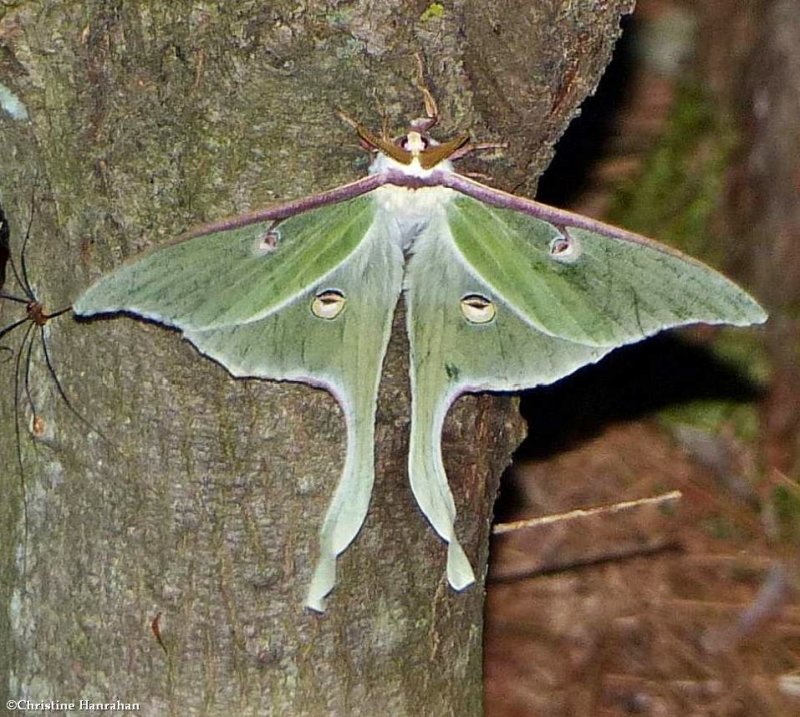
[353,122,469,171]
[396,131,430,155]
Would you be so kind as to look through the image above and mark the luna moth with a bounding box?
[73,114,766,612]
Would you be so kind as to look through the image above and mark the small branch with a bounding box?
[490,491,682,582]
[493,490,683,534]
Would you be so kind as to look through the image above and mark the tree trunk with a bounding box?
[725,0,800,481]
[0,2,633,714]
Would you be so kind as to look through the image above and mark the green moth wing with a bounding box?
[75,197,378,331]
[405,216,611,588]
[446,195,765,346]
[75,196,403,611]
[403,195,765,589]
[185,225,402,611]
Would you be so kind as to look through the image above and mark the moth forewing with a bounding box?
[73,112,767,610]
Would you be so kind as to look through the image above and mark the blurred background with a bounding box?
[484,0,800,714]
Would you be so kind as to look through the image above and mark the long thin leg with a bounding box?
[13,323,34,576]
[0,205,9,295]
[17,188,37,299]
[37,324,109,443]
[22,322,38,431]
[0,314,31,341]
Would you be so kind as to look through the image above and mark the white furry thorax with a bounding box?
[369,134,456,243]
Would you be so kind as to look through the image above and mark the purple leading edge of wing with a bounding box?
[433,173,711,260]
[181,174,388,239]
[386,170,709,262]
[181,165,705,264]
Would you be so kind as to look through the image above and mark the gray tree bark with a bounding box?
[725,0,800,481]
[0,2,633,715]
